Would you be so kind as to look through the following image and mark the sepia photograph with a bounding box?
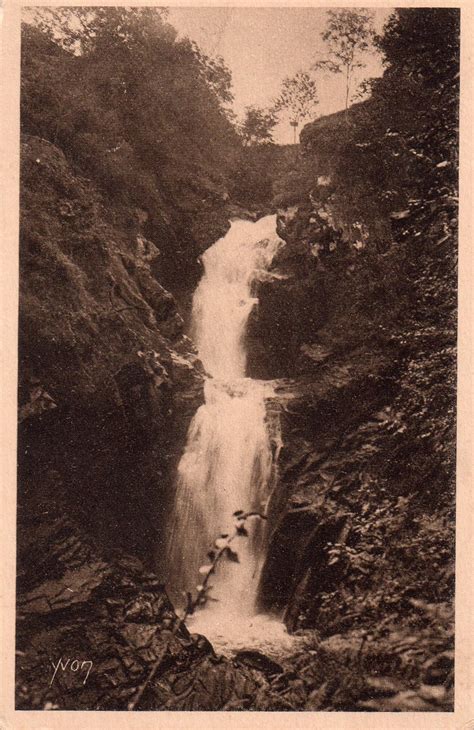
[13,4,459,714]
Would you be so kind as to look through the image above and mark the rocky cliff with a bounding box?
[19,134,208,560]
[256,189,456,712]
[16,17,276,710]
[249,8,458,710]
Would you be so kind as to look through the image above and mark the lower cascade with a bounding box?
[166,215,293,654]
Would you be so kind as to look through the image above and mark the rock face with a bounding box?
[18,129,290,711]
[16,135,279,712]
[247,201,348,379]
[249,15,457,704]
[247,178,455,710]
[16,500,264,711]
[18,135,208,564]
[16,135,225,708]
[242,17,457,704]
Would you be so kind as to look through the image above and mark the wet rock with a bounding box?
[362,676,405,698]
[120,623,159,650]
[422,651,454,685]
[234,651,283,676]
[19,561,111,615]
[124,593,167,623]
[188,633,216,658]
[258,506,321,611]
[16,504,264,711]
[114,350,172,437]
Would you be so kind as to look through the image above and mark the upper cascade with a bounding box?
[192,215,283,380]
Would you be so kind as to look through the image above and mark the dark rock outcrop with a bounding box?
[16,499,264,711]
[256,184,456,627]
[251,13,457,704]
[18,135,206,564]
[250,176,456,711]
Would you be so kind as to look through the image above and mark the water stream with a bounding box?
[166,216,295,655]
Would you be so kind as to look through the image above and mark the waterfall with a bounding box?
[166,216,289,650]
[191,216,282,380]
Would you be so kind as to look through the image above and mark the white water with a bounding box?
[166,216,294,654]
[191,216,281,379]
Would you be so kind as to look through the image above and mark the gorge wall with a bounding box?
[19,134,207,563]
[249,9,458,709]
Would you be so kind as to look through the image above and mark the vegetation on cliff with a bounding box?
[17,12,241,696]
[21,9,239,291]
[251,7,458,710]
[17,10,252,709]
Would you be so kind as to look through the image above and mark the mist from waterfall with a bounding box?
[166,216,292,651]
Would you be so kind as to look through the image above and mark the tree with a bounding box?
[26,7,174,55]
[274,72,319,144]
[240,106,278,146]
[26,8,235,114]
[22,8,241,212]
[313,8,376,114]
[190,41,234,108]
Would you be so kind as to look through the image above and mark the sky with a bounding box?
[168,7,393,144]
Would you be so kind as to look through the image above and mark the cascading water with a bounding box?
[166,215,294,655]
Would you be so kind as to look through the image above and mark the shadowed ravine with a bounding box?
[165,216,295,655]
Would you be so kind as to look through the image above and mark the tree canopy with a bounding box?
[21,8,240,214]
[313,8,376,111]
[274,72,319,143]
[240,106,278,146]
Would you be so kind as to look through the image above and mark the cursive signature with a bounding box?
[49,657,93,686]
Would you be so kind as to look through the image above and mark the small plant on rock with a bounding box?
[181,509,267,622]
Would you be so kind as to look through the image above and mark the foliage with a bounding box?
[21,9,240,221]
[313,8,376,111]
[301,7,459,242]
[274,72,319,142]
[182,510,267,621]
[27,6,174,54]
[258,10,457,709]
[29,6,235,108]
[240,106,278,146]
